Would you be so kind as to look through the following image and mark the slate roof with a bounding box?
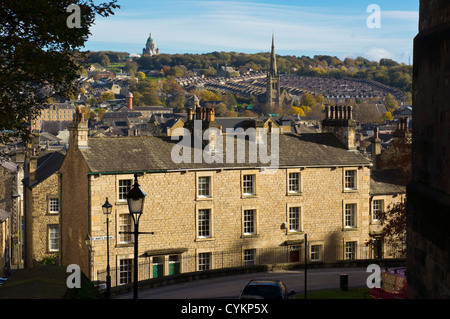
[23,151,65,188]
[79,133,371,173]
[370,169,407,195]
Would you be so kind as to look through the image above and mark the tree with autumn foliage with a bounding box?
[378,199,407,256]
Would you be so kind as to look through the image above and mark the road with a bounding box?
[115,267,370,299]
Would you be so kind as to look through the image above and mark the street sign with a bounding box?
[91,236,114,241]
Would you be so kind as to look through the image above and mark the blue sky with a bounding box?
[85,0,419,63]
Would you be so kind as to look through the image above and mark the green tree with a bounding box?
[100,91,115,101]
[0,0,119,149]
[136,71,146,81]
[87,97,98,107]
[300,93,317,108]
[124,60,139,76]
[197,90,220,103]
[385,93,399,111]
[142,91,161,105]
[97,108,106,121]
[214,103,228,117]
[100,54,110,67]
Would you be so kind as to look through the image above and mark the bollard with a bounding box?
[340,274,348,291]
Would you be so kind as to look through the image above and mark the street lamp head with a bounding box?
[84,234,91,250]
[102,197,113,215]
[127,174,146,215]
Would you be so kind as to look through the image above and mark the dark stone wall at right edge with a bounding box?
[407,0,450,299]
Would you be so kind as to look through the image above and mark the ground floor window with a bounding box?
[243,249,256,266]
[198,252,211,271]
[48,225,59,252]
[119,258,133,285]
[345,241,357,260]
[310,244,322,262]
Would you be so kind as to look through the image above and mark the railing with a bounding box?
[96,243,406,288]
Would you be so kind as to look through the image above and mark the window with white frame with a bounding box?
[119,214,133,243]
[197,176,211,198]
[372,200,384,221]
[198,209,211,238]
[288,172,300,193]
[243,174,255,195]
[345,241,357,260]
[119,258,133,285]
[198,252,211,271]
[49,198,59,214]
[289,207,301,232]
[244,249,256,266]
[310,244,322,261]
[344,203,357,228]
[243,209,256,235]
[48,225,59,252]
[118,179,132,201]
[344,170,357,190]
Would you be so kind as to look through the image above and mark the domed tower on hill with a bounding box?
[142,33,159,56]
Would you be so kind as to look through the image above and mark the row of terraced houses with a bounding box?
[1,101,409,286]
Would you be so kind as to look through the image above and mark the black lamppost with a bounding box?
[102,198,113,299]
[126,174,147,300]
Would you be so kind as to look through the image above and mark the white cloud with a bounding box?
[364,47,396,61]
[382,11,419,21]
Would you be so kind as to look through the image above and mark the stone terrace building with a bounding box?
[23,150,64,267]
[59,105,403,285]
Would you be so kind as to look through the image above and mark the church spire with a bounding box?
[269,34,277,77]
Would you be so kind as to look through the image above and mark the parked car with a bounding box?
[92,280,106,292]
[370,267,407,299]
[239,279,295,299]
[0,277,7,286]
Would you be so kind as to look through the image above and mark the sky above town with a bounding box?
[84,0,419,64]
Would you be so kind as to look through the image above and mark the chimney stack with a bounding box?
[28,135,39,184]
[371,127,382,169]
[126,92,133,110]
[393,117,410,139]
[68,106,89,149]
[322,105,356,150]
[187,108,193,121]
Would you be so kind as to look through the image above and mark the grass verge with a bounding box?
[0,265,103,299]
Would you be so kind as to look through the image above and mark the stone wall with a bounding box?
[407,0,450,299]
[24,174,60,267]
[59,147,91,276]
